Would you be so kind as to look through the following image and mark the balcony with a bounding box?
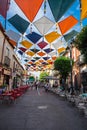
[4,56,10,67]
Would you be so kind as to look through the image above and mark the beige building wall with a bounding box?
[0,30,4,62]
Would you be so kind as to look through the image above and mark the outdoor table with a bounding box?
[2,92,12,103]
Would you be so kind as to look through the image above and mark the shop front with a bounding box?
[2,68,12,91]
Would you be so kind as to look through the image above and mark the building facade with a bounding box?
[0,25,24,91]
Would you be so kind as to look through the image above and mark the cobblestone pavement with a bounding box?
[0,87,87,130]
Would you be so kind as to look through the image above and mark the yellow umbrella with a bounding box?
[26,51,35,56]
[81,0,87,20]
[45,31,61,43]
[21,40,33,49]
[58,47,65,53]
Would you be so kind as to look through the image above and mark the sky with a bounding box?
[0,0,87,76]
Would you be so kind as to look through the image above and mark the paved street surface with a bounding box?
[0,87,87,130]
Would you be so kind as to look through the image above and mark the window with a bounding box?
[6,47,10,57]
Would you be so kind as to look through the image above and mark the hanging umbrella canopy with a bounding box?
[47,59,53,64]
[18,50,23,55]
[44,48,54,53]
[63,30,78,42]
[31,59,36,62]
[33,57,40,60]
[58,15,78,35]
[30,44,40,53]
[37,41,48,49]
[5,30,21,42]
[42,62,48,65]
[21,40,33,49]
[18,47,27,52]
[24,59,29,62]
[26,51,35,56]
[15,0,44,22]
[43,57,50,60]
[52,39,64,49]
[8,14,30,34]
[34,16,54,35]
[38,59,45,63]
[0,0,10,18]
[52,56,57,61]
[45,31,61,43]
[49,51,57,57]
[26,32,42,44]
[48,0,76,22]
[81,0,87,20]
[37,51,46,56]
[30,48,40,53]
[58,47,66,54]
[28,61,33,64]
[35,61,41,65]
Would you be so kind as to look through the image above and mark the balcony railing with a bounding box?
[4,56,10,67]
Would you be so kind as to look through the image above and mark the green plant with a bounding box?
[75,26,87,63]
[54,56,74,82]
[39,71,49,81]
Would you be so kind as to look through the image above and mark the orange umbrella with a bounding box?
[15,0,44,22]
[58,15,78,35]
[52,56,57,61]
[37,51,46,56]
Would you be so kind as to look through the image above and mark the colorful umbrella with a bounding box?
[26,51,35,56]
[52,56,57,61]
[52,39,64,49]
[5,30,21,42]
[21,40,33,49]
[33,57,40,60]
[37,51,46,56]
[45,31,61,43]
[38,41,48,49]
[30,48,40,53]
[63,30,78,42]
[48,0,76,22]
[26,32,42,44]
[43,57,50,60]
[18,50,23,55]
[44,48,54,53]
[58,47,66,54]
[58,15,78,35]
[8,14,30,34]
[34,16,54,35]
[49,51,58,57]
[15,0,44,22]
[24,59,29,62]
[19,47,27,52]
[81,0,87,20]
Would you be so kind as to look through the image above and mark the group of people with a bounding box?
[29,80,51,92]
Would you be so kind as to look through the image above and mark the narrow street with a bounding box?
[0,87,87,130]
